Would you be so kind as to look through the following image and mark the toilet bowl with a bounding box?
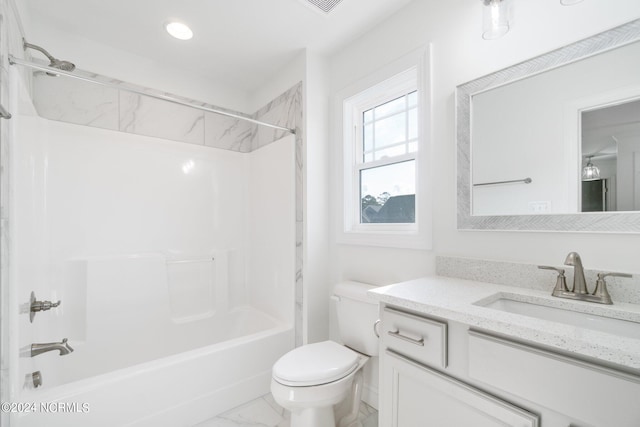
[270,282,379,427]
[271,341,369,427]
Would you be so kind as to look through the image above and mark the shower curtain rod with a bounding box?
[8,55,296,134]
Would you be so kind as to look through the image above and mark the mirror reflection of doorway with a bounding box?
[582,179,609,212]
[581,97,639,212]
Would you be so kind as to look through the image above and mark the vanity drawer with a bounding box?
[381,306,447,369]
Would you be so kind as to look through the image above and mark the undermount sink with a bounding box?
[478,296,640,340]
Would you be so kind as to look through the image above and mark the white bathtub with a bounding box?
[15,309,293,427]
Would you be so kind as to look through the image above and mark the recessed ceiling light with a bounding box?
[165,21,193,40]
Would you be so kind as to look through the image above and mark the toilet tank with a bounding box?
[333,281,379,356]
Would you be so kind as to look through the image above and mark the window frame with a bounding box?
[334,46,432,249]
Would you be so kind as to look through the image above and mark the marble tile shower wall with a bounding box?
[436,256,640,304]
[31,71,302,154]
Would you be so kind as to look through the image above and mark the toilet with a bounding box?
[271,281,379,427]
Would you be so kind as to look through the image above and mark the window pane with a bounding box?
[374,95,405,118]
[375,112,406,149]
[360,160,415,224]
[363,109,374,123]
[364,123,373,153]
[408,91,418,107]
[408,141,418,153]
[408,107,418,140]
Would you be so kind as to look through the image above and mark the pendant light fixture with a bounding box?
[482,0,510,40]
[582,156,600,181]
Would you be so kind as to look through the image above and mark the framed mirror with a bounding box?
[457,19,640,232]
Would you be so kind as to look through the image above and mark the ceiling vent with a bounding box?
[302,0,344,14]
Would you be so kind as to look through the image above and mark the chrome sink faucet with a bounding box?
[539,252,632,305]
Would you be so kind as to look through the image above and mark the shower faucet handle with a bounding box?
[29,291,61,323]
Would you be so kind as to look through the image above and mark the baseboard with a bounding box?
[362,382,379,410]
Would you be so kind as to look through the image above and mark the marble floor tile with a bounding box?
[193,394,377,427]
[192,395,288,427]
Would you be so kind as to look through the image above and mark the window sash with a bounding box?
[352,87,419,227]
[358,91,418,166]
[352,159,418,228]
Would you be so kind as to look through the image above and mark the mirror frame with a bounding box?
[457,19,640,232]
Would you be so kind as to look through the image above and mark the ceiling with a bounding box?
[25,0,414,94]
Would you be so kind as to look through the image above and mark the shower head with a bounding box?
[23,39,75,74]
[47,58,76,72]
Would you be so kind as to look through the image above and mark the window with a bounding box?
[359,90,418,224]
[335,47,432,249]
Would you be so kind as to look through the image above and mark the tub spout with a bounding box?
[31,338,73,357]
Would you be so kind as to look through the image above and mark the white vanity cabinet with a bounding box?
[379,306,540,427]
[378,304,640,427]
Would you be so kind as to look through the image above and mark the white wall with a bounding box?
[247,136,296,324]
[328,0,640,290]
[247,50,306,114]
[21,13,250,113]
[617,136,640,211]
[302,50,331,344]
[249,48,332,345]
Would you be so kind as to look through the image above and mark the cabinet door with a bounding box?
[380,350,539,427]
[468,330,640,427]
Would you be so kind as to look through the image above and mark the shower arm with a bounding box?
[7,55,296,134]
[23,39,56,62]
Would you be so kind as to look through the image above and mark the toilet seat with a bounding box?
[272,341,359,387]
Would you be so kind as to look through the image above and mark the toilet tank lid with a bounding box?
[333,281,377,303]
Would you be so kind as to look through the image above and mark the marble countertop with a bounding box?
[369,276,640,372]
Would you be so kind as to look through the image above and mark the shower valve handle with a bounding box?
[31,300,61,312]
[29,291,61,323]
